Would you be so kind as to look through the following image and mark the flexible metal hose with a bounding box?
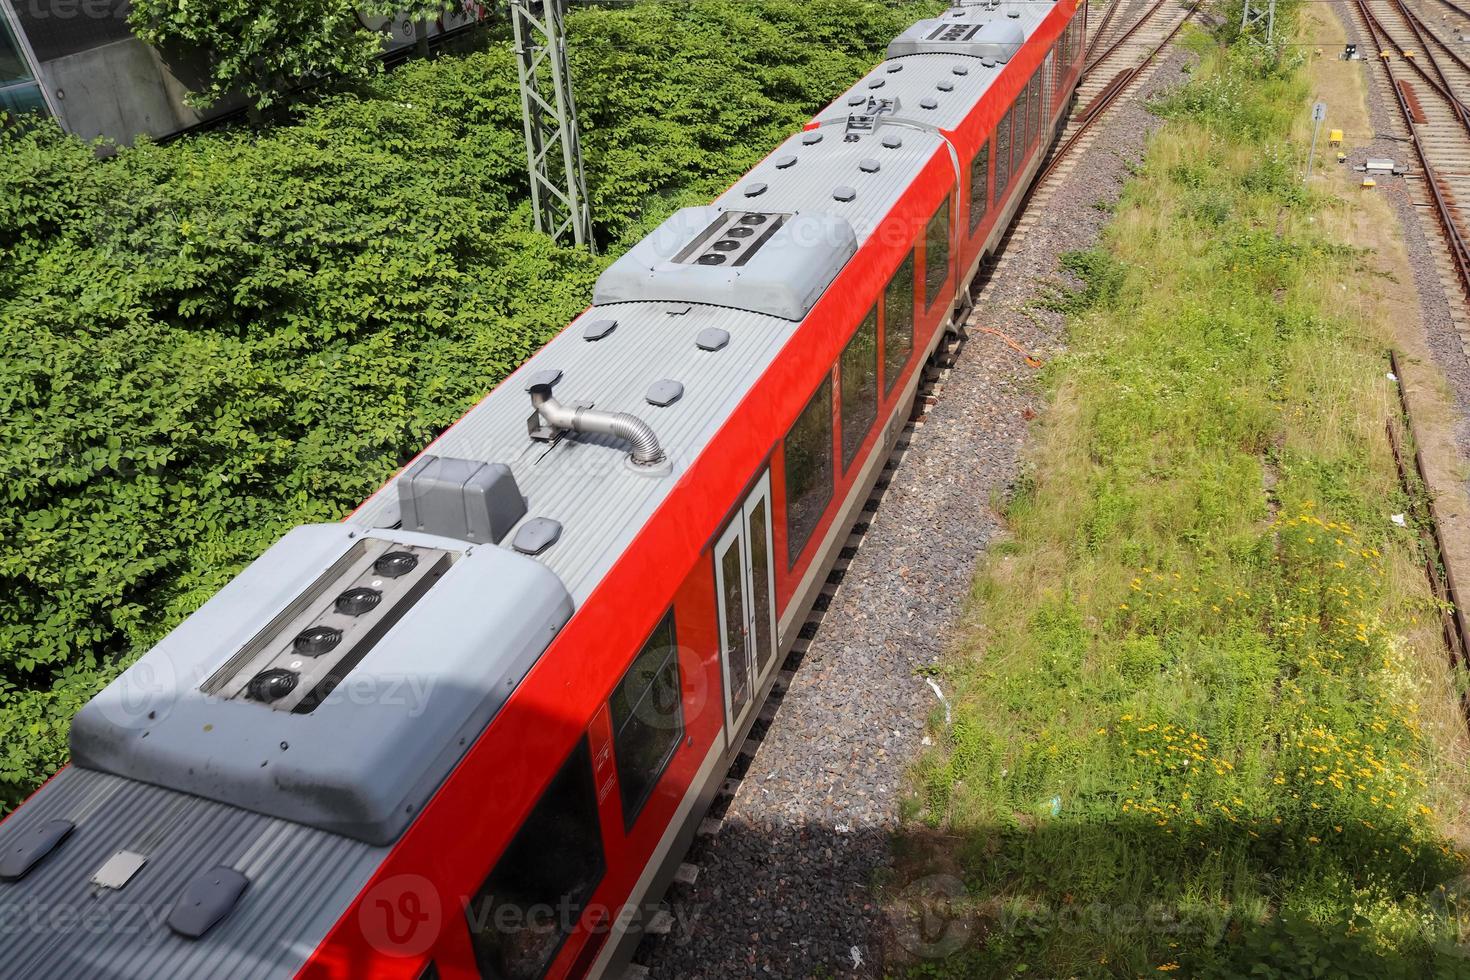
[530,385,666,466]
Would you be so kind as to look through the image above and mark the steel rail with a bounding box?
[1084,0,1128,65]
[1384,0,1470,133]
[1353,0,1470,304]
[1086,0,1172,71]
[1034,2,1195,190]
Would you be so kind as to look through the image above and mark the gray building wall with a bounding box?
[3,0,484,146]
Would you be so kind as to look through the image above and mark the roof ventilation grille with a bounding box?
[200,537,454,714]
[927,22,985,42]
[672,211,788,269]
[889,16,1025,60]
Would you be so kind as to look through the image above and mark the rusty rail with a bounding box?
[1032,2,1195,190]
[1354,0,1470,305]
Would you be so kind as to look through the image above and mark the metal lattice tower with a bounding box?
[1240,0,1276,42]
[511,0,596,251]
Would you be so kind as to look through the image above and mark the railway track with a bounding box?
[973,0,1198,311]
[1349,0,1470,339]
[626,6,1198,977]
[1340,0,1470,712]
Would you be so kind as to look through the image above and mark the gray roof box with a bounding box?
[593,206,858,321]
[888,12,1027,61]
[69,523,573,845]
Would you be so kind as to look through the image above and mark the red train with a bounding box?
[0,3,1086,977]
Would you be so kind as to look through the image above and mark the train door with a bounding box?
[714,471,777,745]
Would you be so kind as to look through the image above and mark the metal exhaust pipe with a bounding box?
[529,384,666,467]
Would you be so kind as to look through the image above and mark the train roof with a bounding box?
[0,766,383,978]
[813,1,1061,134]
[351,125,950,595]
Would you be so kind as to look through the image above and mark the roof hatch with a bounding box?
[888,13,1026,60]
[69,523,574,844]
[593,206,858,321]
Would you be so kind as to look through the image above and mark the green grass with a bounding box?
[900,16,1470,978]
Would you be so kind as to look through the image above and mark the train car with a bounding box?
[0,2,1086,978]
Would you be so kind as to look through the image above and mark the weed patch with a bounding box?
[904,10,1470,977]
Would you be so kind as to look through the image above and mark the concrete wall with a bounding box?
[38,36,235,145]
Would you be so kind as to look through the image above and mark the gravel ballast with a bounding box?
[642,54,1196,980]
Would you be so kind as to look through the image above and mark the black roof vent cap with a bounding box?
[167,866,250,939]
[0,819,74,881]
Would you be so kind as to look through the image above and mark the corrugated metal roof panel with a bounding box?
[714,126,948,241]
[0,767,384,979]
[351,114,950,608]
[815,54,1004,132]
[352,302,794,601]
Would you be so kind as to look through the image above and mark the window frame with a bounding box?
[969,140,990,235]
[839,306,879,473]
[464,738,606,980]
[994,107,1013,205]
[610,610,683,831]
[924,195,951,310]
[783,376,834,567]
[882,249,915,397]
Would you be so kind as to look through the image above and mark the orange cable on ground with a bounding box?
[976,326,1045,367]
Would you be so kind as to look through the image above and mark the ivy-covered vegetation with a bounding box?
[904,8,1470,977]
[0,0,940,810]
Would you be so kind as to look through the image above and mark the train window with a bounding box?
[970,140,989,234]
[924,197,951,309]
[883,251,915,395]
[465,738,605,980]
[993,108,1012,205]
[611,611,683,830]
[784,377,833,565]
[1028,71,1041,148]
[840,307,879,471]
[1015,84,1029,160]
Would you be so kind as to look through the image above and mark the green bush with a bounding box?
[0,0,941,809]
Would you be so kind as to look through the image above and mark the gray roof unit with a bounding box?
[888,7,1029,60]
[397,454,527,544]
[69,522,574,845]
[592,206,857,321]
